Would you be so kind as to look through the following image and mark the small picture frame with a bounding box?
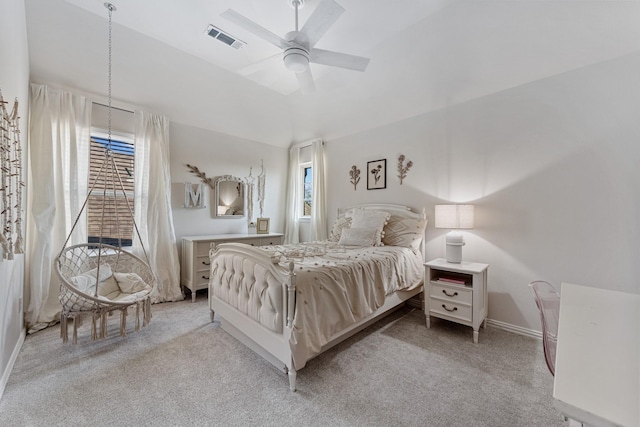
[256,218,270,234]
[367,159,387,190]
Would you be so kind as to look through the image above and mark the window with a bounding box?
[87,133,135,247]
[302,163,312,217]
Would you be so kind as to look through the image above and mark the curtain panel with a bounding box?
[284,145,301,244]
[310,140,327,241]
[25,84,91,330]
[133,111,182,303]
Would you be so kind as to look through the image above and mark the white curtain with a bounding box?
[283,140,327,244]
[283,145,301,244]
[133,111,183,303]
[309,140,328,241]
[25,84,91,330]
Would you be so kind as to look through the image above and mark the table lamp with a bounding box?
[435,204,474,263]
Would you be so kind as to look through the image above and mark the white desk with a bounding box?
[553,283,639,427]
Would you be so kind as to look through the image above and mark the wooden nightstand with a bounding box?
[424,258,489,343]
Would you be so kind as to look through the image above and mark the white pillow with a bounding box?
[350,209,390,246]
[114,272,149,294]
[338,228,377,246]
[71,264,113,293]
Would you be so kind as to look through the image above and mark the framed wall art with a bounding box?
[367,159,387,190]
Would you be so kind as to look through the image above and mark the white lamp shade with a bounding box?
[434,205,475,229]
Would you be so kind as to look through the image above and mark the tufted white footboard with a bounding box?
[208,242,298,390]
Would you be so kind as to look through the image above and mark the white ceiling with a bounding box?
[24,0,640,147]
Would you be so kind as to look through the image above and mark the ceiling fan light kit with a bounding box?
[221,0,370,93]
[283,46,309,72]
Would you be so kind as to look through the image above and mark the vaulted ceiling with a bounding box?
[25,0,640,147]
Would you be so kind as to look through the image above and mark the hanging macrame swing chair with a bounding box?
[55,2,155,344]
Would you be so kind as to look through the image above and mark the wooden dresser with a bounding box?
[180,233,284,302]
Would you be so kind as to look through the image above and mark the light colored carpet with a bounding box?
[0,292,565,426]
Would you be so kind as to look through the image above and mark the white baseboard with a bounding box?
[486,318,541,339]
[0,327,26,401]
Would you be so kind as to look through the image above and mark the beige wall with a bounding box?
[168,122,288,251]
[326,51,640,333]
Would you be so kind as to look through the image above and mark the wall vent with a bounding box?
[206,25,246,50]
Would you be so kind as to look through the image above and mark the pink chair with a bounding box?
[529,280,560,376]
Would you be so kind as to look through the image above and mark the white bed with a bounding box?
[208,204,427,391]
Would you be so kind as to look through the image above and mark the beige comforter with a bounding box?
[260,242,423,369]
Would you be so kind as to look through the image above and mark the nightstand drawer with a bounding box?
[430,282,472,305]
[430,298,472,322]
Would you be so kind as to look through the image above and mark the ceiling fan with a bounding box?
[221,0,370,94]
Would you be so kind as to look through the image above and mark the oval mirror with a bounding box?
[213,175,245,218]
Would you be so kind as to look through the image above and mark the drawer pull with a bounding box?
[201,261,210,266]
[442,289,458,297]
[442,304,458,313]
[202,275,209,280]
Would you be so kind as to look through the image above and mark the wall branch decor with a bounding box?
[0,90,24,260]
[186,163,214,189]
[397,154,413,185]
[349,165,360,190]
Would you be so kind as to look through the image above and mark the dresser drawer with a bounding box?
[240,238,263,246]
[196,242,213,256]
[195,270,210,285]
[430,282,472,305]
[260,236,283,246]
[429,298,472,322]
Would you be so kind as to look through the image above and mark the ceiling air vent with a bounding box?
[206,25,246,50]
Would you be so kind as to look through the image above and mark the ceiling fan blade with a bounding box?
[237,52,283,77]
[296,67,316,94]
[309,48,370,72]
[221,9,290,50]
[297,0,345,48]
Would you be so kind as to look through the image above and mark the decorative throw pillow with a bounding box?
[328,216,352,242]
[338,227,377,246]
[114,272,149,294]
[71,264,118,295]
[71,264,113,293]
[350,208,390,246]
[383,216,428,250]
